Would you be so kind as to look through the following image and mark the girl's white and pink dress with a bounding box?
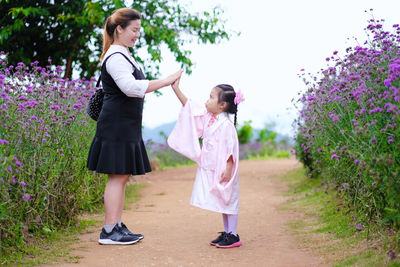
[167,99,239,214]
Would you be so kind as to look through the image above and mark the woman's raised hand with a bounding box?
[165,69,183,85]
[146,69,183,94]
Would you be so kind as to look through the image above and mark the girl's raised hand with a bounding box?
[171,75,181,91]
[165,69,183,85]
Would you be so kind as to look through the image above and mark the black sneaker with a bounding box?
[210,231,226,246]
[216,232,242,248]
[98,225,141,245]
[120,222,144,240]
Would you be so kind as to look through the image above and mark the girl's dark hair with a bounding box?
[101,8,141,60]
[216,84,238,127]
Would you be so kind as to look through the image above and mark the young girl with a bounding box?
[167,78,244,248]
[87,8,182,245]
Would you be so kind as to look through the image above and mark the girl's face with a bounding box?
[206,87,226,115]
[115,19,141,47]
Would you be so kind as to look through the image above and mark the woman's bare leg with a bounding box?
[104,174,130,225]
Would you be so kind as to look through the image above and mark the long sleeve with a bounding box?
[167,99,207,163]
[105,53,149,97]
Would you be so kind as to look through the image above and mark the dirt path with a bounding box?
[51,159,324,266]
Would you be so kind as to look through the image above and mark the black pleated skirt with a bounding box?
[87,94,151,175]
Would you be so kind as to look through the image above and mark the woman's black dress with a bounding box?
[87,52,151,175]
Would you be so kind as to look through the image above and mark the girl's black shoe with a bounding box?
[98,225,141,245]
[216,232,242,248]
[210,231,227,246]
[120,222,144,240]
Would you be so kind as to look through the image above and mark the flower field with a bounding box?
[295,18,400,227]
[0,54,106,252]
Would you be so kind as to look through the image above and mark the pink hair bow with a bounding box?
[234,90,244,105]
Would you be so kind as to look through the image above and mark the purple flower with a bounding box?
[356,223,362,231]
[6,166,12,172]
[389,249,396,260]
[42,138,47,143]
[388,136,393,144]
[49,105,60,110]
[354,160,360,165]
[384,78,392,88]
[331,154,339,160]
[342,183,350,190]
[22,194,31,201]
[371,137,377,144]
[0,139,9,145]
[19,181,26,186]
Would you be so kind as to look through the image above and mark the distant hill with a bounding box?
[142,121,176,143]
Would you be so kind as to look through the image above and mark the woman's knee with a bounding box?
[108,174,130,185]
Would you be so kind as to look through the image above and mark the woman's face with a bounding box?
[206,87,224,115]
[115,19,141,47]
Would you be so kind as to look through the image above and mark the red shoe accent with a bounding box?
[210,242,217,246]
[216,240,242,248]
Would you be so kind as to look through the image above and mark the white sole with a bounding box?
[98,238,140,245]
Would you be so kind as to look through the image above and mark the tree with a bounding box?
[256,122,277,144]
[237,120,253,144]
[0,0,232,79]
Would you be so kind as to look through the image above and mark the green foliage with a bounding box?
[237,120,253,144]
[0,0,232,79]
[282,168,400,266]
[257,129,277,143]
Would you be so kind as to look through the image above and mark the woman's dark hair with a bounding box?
[101,8,141,60]
[216,84,238,127]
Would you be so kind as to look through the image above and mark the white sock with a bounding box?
[227,214,238,236]
[117,221,122,227]
[104,224,116,233]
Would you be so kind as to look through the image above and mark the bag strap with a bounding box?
[96,51,138,87]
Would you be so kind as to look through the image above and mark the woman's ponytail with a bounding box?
[100,16,114,60]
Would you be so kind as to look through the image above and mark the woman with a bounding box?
[87,8,182,245]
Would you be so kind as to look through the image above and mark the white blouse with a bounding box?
[102,45,149,98]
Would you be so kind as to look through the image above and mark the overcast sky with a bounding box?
[138,0,400,136]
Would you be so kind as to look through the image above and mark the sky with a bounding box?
[139,0,400,136]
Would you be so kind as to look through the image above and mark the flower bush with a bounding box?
[0,53,106,251]
[145,140,194,168]
[295,17,400,226]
